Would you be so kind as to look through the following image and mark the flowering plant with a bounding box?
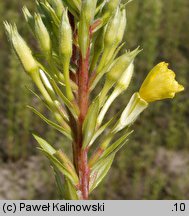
[4,0,184,200]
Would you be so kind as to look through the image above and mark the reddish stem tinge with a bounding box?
[76,46,90,199]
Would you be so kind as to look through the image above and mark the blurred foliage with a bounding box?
[0,0,189,199]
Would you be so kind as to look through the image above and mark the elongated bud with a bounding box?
[101,0,120,24]
[90,28,105,72]
[107,48,140,83]
[99,48,140,105]
[59,10,74,101]
[4,22,38,74]
[104,9,120,47]
[97,63,134,126]
[34,13,51,55]
[113,93,148,133]
[82,0,97,25]
[96,9,121,73]
[22,6,35,30]
[78,17,89,58]
[115,8,126,44]
[47,0,65,18]
[59,10,72,58]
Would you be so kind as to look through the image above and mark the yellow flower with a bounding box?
[139,62,184,102]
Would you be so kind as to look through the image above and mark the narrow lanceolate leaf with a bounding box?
[89,154,115,192]
[34,135,79,185]
[98,131,133,163]
[53,167,65,199]
[28,106,72,140]
[82,98,100,148]
[51,79,79,118]
[64,177,79,200]
[33,134,56,155]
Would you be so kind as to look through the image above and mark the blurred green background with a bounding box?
[0,0,189,199]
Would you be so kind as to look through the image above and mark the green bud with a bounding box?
[96,9,121,74]
[22,6,35,30]
[4,23,38,74]
[107,48,140,83]
[115,8,127,45]
[90,28,105,73]
[97,63,134,125]
[113,93,148,133]
[47,0,65,18]
[99,48,140,106]
[59,10,72,58]
[104,9,120,47]
[59,10,74,101]
[78,14,89,58]
[34,13,51,55]
[82,0,97,25]
[101,0,120,24]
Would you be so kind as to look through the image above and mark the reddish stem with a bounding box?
[76,45,90,199]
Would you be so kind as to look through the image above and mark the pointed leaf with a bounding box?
[29,106,72,140]
[89,154,114,192]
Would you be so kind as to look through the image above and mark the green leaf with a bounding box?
[82,98,99,148]
[64,177,79,200]
[93,130,133,169]
[51,78,79,119]
[89,154,114,192]
[53,166,65,199]
[29,106,72,140]
[88,112,120,147]
[33,134,56,155]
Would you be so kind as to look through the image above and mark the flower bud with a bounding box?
[107,48,139,83]
[59,10,72,58]
[47,0,64,18]
[115,8,127,44]
[97,63,134,126]
[22,6,35,30]
[113,93,148,133]
[82,0,97,25]
[99,48,140,105]
[59,10,74,101]
[101,0,120,24]
[104,9,120,47]
[34,13,51,55]
[4,23,38,74]
[78,13,89,58]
